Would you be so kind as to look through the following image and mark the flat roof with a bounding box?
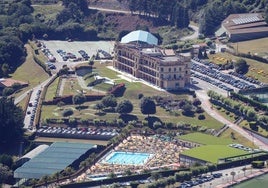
[181,145,249,163]
[14,142,96,179]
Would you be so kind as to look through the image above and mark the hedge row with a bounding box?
[33,52,52,76]
[226,46,268,64]
[43,94,105,105]
[231,92,268,112]
[45,117,126,127]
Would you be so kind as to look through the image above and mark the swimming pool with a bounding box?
[103,151,153,165]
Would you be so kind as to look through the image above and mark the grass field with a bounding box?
[45,77,59,101]
[10,44,50,98]
[234,173,268,188]
[181,145,249,164]
[179,132,233,145]
[230,37,268,57]
[219,128,256,148]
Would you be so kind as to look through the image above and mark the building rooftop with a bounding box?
[121,30,158,45]
[222,13,268,34]
[14,142,96,179]
[0,78,28,87]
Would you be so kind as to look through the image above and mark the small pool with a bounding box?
[103,151,153,165]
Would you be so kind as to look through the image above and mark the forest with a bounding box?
[0,0,268,77]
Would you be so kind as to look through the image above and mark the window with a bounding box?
[169,68,171,72]
[174,74,176,79]
[174,68,176,71]
[161,68,164,72]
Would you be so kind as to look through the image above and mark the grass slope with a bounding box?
[179,132,233,145]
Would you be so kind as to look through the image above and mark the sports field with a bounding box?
[234,173,268,188]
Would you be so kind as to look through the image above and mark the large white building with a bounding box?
[113,30,191,90]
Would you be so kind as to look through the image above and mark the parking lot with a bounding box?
[38,40,115,72]
[36,126,119,140]
[191,57,261,93]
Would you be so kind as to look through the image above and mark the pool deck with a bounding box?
[73,135,186,182]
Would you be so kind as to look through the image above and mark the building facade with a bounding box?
[113,32,191,90]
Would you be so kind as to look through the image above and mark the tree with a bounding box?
[193,98,201,106]
[0,154,13,168]
[0,164,13,184]
[116,100,133,115]
[94,103,104,113]
[182,103,193,116]
[0,97,24,150]
[72,93,86,107]
[140,97,156,117]
[234,59,249,74]
[101,94,117,108]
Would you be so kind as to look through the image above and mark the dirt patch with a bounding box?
[104,13,168,33]
[89,0,129,10]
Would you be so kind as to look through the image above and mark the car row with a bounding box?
[98,49,112,59]
[228,71,262,86]
[28,89,42,130]
[45,61,56,69]
[179,173,222,188]
[36,126,119,140]
[42,48,56,62]
[57,49,77,61]
[229,143,257,152]
[191,62,257,90]
[191,72,234,92]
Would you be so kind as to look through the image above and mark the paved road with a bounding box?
[181,25,199,41]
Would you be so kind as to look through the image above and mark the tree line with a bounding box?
[126,0,190,28]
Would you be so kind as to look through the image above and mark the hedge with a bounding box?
[43,94,105,105]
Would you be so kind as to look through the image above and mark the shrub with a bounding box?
[195,107,204,113]
[62,108,73,117]
[138,93,144,99]
[198,114,206,120]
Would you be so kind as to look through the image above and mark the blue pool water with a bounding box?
[104,151,152,165]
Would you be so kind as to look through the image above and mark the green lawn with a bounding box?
[41,62,223,130]
[181,145,249,164]
[45,77,59,101]
[219,128,256,148]
[229,37,268,58]
[10,44,49,98]
[178,132,233,145]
